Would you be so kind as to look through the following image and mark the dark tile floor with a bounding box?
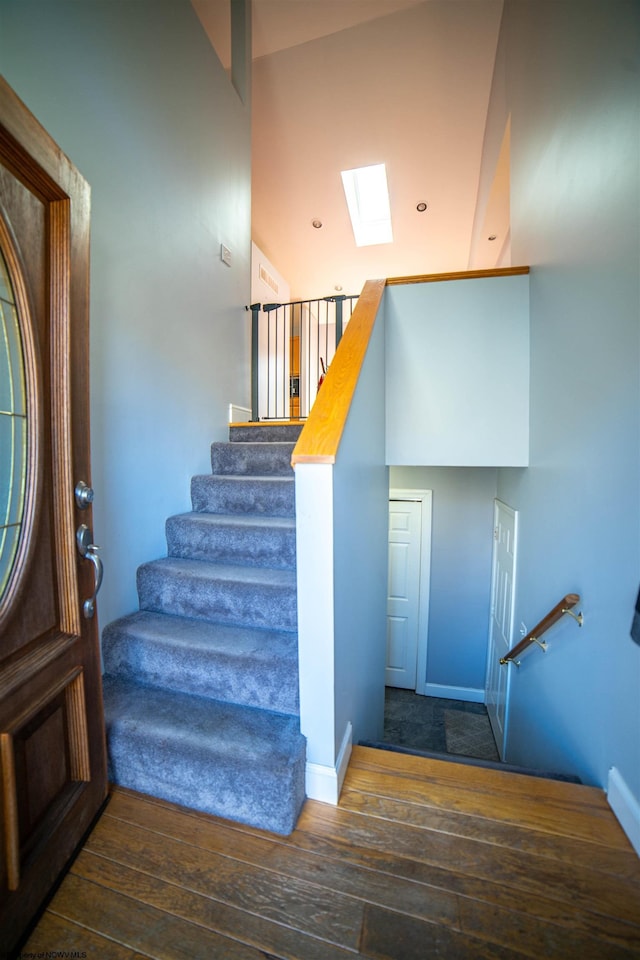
[383,687,500,762]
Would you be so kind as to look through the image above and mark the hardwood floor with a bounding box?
[22,746,640,959]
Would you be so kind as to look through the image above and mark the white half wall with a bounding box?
[295,463,336,773]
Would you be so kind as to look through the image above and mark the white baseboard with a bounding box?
[228,403,251,423]
[305,722,353,805]
[608,767,640,857]
[423,683,484,703]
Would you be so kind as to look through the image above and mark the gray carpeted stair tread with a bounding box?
[102,611,299,715]
[137,557,297,631]
[230,423,304,443]
[166,512,296,569]
[211,441,295,477]
[191,474,295,517]
[103,676,306,835]
[102,430,306,834]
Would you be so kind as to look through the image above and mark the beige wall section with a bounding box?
[470,116,511,269]
[250,242,291,306]
[192,0,231,70]
[252,1,504,297]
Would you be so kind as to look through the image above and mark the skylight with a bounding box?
[341,163,393,247]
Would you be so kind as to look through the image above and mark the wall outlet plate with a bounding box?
[220,244,232,267]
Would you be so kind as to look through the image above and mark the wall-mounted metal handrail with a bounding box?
[500,593,582,667]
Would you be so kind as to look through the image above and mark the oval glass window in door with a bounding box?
[0,242,27,600]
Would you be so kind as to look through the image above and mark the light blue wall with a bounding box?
[492,0,640,791]
[390,466,497,694]
[0,0,252,630]
[333,301,388,751]
[386,276,529,466]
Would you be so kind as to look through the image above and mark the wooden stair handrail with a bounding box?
[291,267,530,465]
[386,265,529,285]
[500,594,581,665]
[291,278,386,466]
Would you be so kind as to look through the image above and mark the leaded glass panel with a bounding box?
[0,246,27,599]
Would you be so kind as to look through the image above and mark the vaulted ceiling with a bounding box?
[195,0,508,299]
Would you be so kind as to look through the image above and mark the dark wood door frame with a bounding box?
[0,77,108,956]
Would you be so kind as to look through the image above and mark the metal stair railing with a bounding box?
[247,294,358,422]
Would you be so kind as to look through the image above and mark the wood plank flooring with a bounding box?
[22,745,640,959]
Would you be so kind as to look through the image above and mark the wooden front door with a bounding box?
[0,79,107,955]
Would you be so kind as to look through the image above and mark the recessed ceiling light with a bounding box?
[341,163,393,247]
[416,202,428,212]
[334,284,343,292]
[488,234,497,241]
[312,219,323,229]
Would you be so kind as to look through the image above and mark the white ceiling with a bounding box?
[195,0,508,299]
[252,0,426,59]
[193,0,426,63]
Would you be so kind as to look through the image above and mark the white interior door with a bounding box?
[386,500,422,688]
[485,499,518,758]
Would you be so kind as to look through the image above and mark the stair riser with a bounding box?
[166,516,296,570]
[211,442,295,477]
[107,735,305,835]
[103,676,306,835]
[230,424,304,443]
[137,566,297,631]
[191,475,295,517]
[105,639,299,713]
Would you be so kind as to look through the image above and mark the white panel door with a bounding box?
[485,499,518,758]
[386,500,422,688]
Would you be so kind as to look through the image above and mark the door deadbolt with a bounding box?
[75,480,94,509]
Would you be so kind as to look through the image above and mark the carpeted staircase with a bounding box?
[101,423,306,835]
